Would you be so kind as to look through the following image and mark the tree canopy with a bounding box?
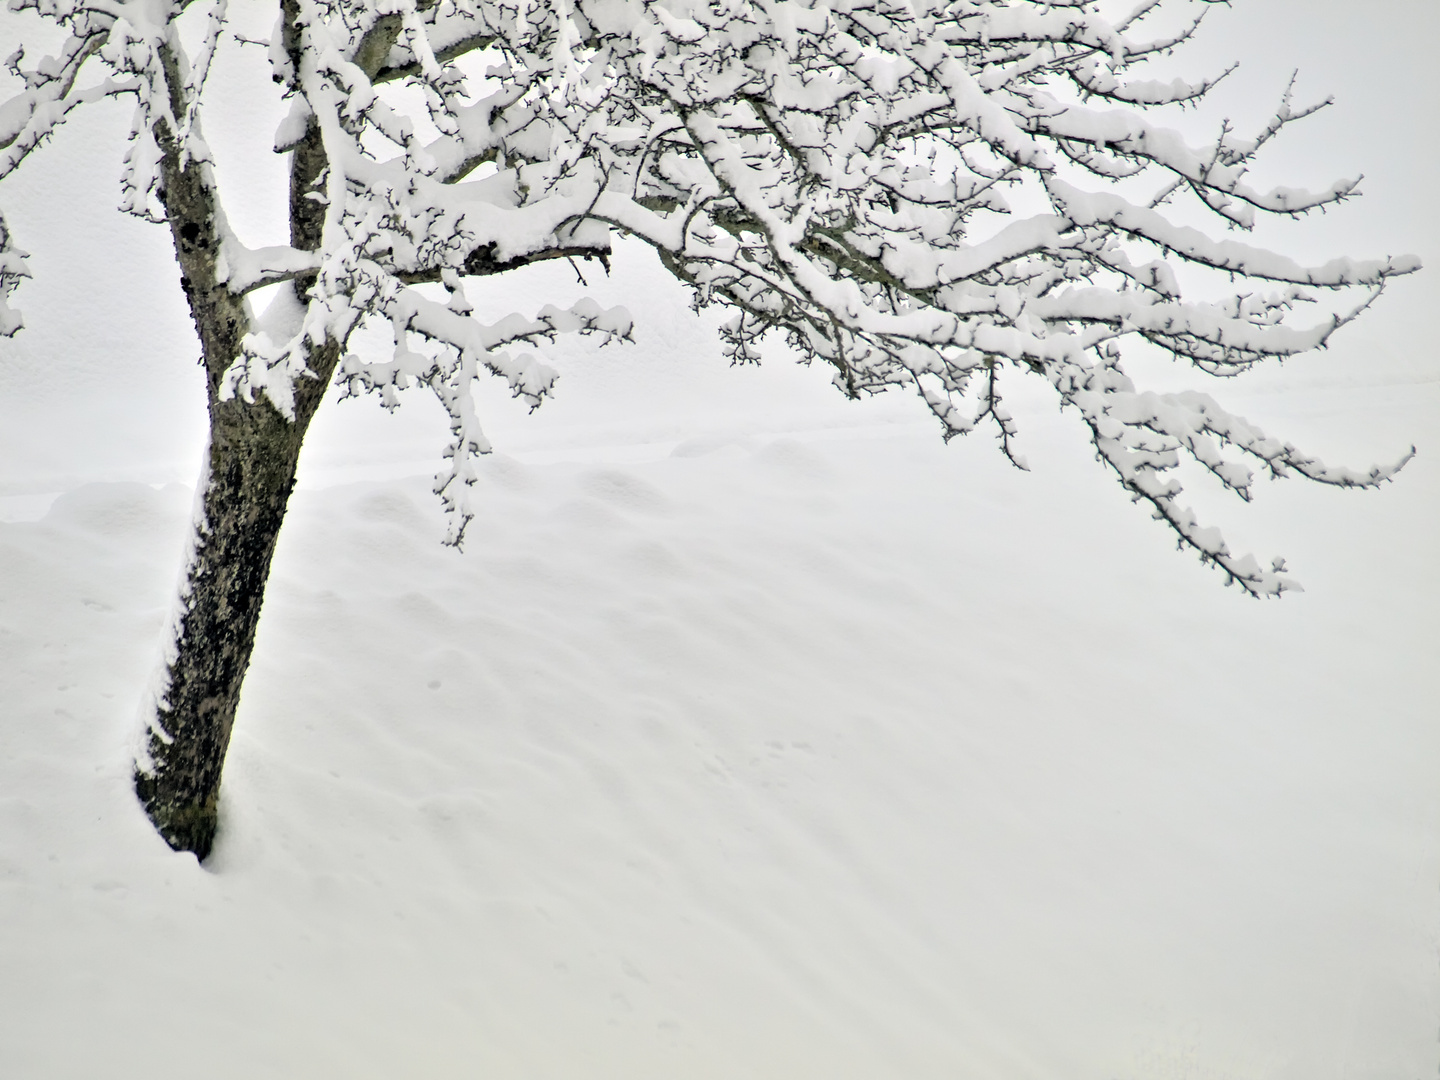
[2,0,1419,594]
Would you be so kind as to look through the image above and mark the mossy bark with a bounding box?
[135,355,341,860]
[134,398,308,857]
[133,34,340,859]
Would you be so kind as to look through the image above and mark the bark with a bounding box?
[133,30,341,859]
[135,335,340,858]
[134,335,342,860]
[134,399,305,857]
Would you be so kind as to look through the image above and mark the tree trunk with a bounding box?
[134,397,307,858]
[133,322,340,860]
[132,10,412,857]
[130,11,348,858]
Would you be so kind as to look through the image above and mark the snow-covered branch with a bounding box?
[0,0,1422,589]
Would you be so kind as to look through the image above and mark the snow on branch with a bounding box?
[215,241,322,295]
[0,29,113,178]
[0,210,29,336]
[335,290,634,544]
[0,0,1421,589]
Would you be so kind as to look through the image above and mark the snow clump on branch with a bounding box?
[0,0,1421,591]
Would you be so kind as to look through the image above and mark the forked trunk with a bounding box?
[132,14,339,856]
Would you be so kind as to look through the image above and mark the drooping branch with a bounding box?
[1,0,1418,593]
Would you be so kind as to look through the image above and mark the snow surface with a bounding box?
[1,376,1437,1079]
[2,1,1439,1077]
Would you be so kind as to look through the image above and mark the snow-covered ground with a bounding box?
[3,257,1437,1077]
[1,378,1437,1079]
[2,2,1438,1077]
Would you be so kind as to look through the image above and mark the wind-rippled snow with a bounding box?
[1,378,1436,1077]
